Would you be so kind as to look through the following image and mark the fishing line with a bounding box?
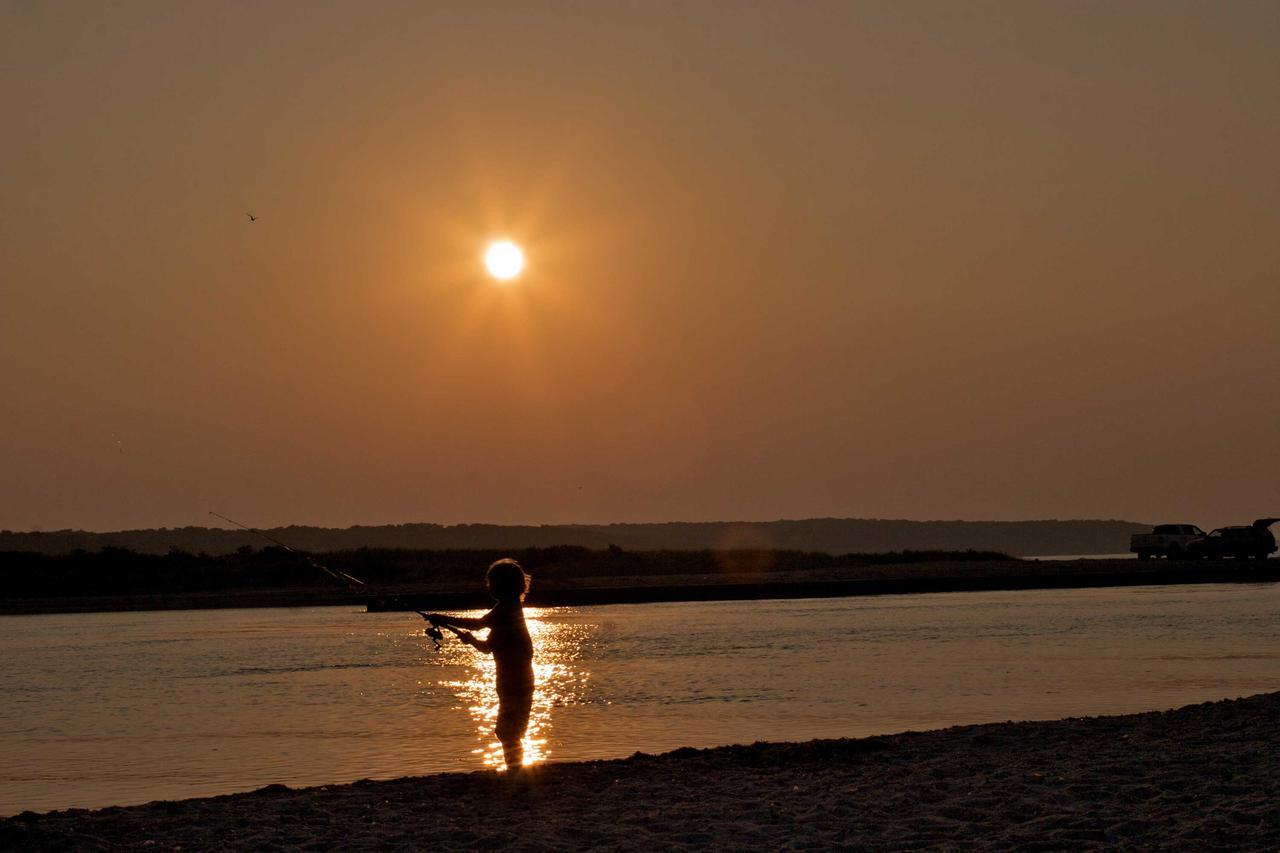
[209,511,370,591]
[208,511,444,642]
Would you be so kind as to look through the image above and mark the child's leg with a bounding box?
[498,732,524,769]
[495,689,533,770]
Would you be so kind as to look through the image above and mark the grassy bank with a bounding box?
[0,546,1004,615]
[1,546,1275,615]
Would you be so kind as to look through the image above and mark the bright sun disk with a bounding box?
[485,241,525,280]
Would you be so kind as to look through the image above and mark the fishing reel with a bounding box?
[417,611,445,650]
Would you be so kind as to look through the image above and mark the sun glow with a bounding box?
[484,240,525,281]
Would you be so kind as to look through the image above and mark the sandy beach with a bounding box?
[4,691,1277,850]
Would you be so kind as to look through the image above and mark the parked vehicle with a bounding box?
[1186,519,1278,561]
[1130,524,1206,559]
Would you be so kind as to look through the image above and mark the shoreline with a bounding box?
[371,558,1280,611]
[1,558,1275,616]
[5,691,1278,849]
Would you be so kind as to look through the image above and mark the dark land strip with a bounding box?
[372,559,1280,611]
[1,548,1275,615]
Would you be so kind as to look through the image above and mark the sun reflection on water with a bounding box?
[435,608,593,769]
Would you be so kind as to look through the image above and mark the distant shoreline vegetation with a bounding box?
[0,518,1147,557]
[0,545,1015,602]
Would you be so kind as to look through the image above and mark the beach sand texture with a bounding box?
[4,692,1277,851]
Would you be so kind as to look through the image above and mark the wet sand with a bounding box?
[4,692,1278,850]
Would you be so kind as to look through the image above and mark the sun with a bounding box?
[485,240,525,281]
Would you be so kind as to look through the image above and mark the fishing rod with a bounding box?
[209,511,369,591]
[208,511,446,646]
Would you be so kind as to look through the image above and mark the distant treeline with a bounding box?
[0,518,1148,557]
[0,546,1013,600]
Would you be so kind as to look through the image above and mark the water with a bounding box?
[2,583,1278,816]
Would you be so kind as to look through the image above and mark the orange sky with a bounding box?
[2,2,1278,532]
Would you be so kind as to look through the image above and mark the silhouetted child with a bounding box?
[426,559,534,770]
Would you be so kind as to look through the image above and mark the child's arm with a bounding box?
[425,611,489,630]
[446,626,492,654]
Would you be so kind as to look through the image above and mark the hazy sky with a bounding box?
[3,1,1278,532]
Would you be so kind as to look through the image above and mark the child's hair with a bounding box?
[486,558,531,603]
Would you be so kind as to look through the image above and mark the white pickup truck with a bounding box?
[1130,524,1206,559]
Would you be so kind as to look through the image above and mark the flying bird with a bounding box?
[247,213,258,222]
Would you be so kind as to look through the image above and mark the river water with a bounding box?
[2,583,1278,815]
